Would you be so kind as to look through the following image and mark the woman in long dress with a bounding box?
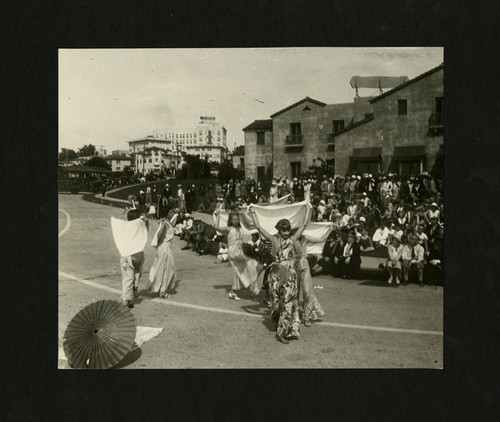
[148,218,176,298]
[296,236,325,326]
[214,210,261,301]
[250,206,311,344]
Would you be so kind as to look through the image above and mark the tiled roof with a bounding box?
[104,155,132,160]
[369,63,444,103]
[331,116,375,137]
[270,97,326,118]
[242,119,273,131]
[64,165,111,173]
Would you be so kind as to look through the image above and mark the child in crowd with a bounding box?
[147,203,156,220]
[386,234,403,285]
[358,227,374,252]
[216,242,229,263]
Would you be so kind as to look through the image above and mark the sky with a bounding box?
[59,47,443,153]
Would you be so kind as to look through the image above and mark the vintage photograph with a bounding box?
[58,47,444,369]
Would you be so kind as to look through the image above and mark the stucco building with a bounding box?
[231,145,245,170]
[242,119,273,182]
[242,63,443,179]
[104,154,132,172]
[152,116,228,163]
[333,63,444,176]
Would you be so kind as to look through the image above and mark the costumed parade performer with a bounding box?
[249,205,311,344]
[111,209,149,308]
[148,217,177,298]
[214,209,262,301]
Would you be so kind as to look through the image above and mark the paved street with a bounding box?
[58,194,443,369]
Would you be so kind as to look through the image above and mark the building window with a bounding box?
[332,120,344,134]
[155,158,158,162]
[290,122,301,135]
[291,162,301,178]
[240,157,244,167]
[149,158,152,163]
[398,99,408,115]
[435,96,444,114]
[257,131,265,145]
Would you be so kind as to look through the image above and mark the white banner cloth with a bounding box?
[214,202,333,255]
[111,217,148,257]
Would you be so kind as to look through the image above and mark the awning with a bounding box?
[350,147,382,160]
[392,145,426,160]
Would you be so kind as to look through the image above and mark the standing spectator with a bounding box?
[240,178,247,199]
[176,184,185,212]
[269,182,278,202]
[248,186,258,204]
[425,236,443,286]
[234,180,241,199]
[304,179,312,202]
[101,182,107,197]
[320,175,329,200]
[162,183,173,199]
[152,185,158,205]
[145,186,152,205]
[138,190,146,213]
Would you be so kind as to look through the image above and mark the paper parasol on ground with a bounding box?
[63,299,137,369]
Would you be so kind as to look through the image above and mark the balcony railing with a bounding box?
[429,113,444,128]
[285,134,303,145]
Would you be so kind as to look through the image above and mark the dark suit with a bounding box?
[339,241,361,279]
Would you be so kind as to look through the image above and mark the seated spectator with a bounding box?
[310,231,338,276]
[179,214,194,243]
[427,216,444,245]
[389,224,404,244]
[415,223,429,254]
[372,220,391,247]
[190,219,209,254]
[427,202,440,221]
[396,209,408,227]
[413,205,429,228]
[215,242,229,263]
[332,212,344,229]
[173,211,186,235]
[338,231,361,279]
[358,227,374,252]
[386,234,403,285]
[401,233,426,286]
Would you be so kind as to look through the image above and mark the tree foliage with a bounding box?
[59,148,78,162]
[216,159,243,183]
[78,144,97,157]
[85,156,111,170]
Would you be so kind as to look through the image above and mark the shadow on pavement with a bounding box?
[112,348,143,369]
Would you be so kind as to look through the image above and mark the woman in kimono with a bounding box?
[214,210,261,301]
[250,206,311,344]
[148,218,176,298]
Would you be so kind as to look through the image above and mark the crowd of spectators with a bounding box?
[126,170,444,286]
